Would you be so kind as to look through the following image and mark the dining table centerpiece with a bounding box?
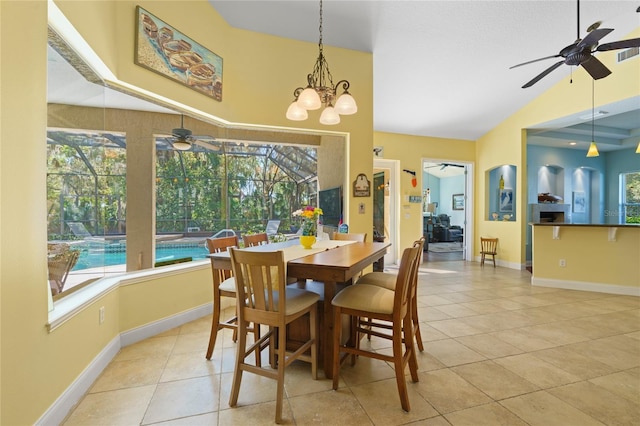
[293,206,323,249]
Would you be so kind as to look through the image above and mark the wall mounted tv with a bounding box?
[319,186,342,227]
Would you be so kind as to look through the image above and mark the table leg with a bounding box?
[323,280,337,379]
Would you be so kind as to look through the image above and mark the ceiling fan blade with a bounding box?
[522,60,564,88]
[576,28,613,49]
[580,56,611,80]
[596,37,640,52]
[509,55,560,69]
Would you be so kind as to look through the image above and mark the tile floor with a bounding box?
[63,260,640,425]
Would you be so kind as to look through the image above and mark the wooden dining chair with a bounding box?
[480,237,498,267]
[205,235,260,362]
[331,244,421,412]
[228,248,319,424]
[355,237,426,351]
[332,232,367,242]
[242,232,269,247]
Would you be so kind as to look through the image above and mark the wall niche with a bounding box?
[486,164,516,221]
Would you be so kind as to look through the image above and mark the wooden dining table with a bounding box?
[207,238,390,378]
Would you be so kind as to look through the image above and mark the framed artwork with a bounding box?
[452,194,464,210]
[134,6,223,101]
[353,173,371,197]
[572,191,586,213]
[499,188,513,212]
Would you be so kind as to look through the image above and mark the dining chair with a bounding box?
[242,232,269,247]
[205,235,260,362]
[47,243,80,296]
[228,248,319,424]
[331,244,421,412]
[332,232,367,242]
[480,237,498,267]
[355,237,425,351]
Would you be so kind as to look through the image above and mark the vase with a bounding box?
[300,235,316,249]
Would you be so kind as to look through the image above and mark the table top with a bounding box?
[207,238,358,262]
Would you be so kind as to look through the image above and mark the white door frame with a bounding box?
[373,158,399,265]
[422,158,474,262]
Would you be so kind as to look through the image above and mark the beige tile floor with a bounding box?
[63,260,640,425]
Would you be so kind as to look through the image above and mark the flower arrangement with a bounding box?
[293,206,323,236]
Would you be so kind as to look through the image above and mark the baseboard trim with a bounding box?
[38,302,216,425]
[120,302,213,347]
[36,335,120,426]
[473,256,524,270]
[532,277,640,296]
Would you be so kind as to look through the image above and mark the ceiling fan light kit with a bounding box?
[285,0,357,125]
[511,0,640,88]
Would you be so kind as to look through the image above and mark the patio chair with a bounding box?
[265,220,280,236]
[48,243,80,295]
[67,221,105,243]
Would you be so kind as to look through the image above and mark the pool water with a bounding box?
[73,243,209,270]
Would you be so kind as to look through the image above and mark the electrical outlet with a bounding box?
[99,306,105,324]
[559,259,566,267]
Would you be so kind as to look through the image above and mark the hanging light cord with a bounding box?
[591,78,594,142]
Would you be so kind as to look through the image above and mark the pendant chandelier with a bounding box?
[285,0,357,125]
[586,79,599,157]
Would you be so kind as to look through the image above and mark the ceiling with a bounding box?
[210,0,640,153]
[49,1,640,154]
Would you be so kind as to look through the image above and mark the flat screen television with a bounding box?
[318,186,342,227]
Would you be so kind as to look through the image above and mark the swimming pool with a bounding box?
[72,242,209,270]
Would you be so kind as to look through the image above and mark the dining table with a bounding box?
[207,238,390,378]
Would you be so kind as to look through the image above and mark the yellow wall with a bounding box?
[1,1,373,423]
[374,131,476,250]
[476,27,640,266]
[532,225,640,288]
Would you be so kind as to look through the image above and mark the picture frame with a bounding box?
[134,6,223,101]
[353,173,371,197]
[452,193,464,210]
[499,188,513,212]
[572,191,586,213]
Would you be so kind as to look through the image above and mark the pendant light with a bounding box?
[285,0,357,125]
[586,79,599,157]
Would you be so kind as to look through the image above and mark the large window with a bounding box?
[621,171,640,224]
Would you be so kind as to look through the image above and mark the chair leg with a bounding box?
[253,322,262,367]
[275,324,287,424]
[206,298,223,360]
[480,253,485,267]
[404,315,419,383]
[310,308,318,380]
[392,319,411,412]
[492,254,496,268]
[229,318,247,408]
[332,307,342,390]
[411,297,424,352]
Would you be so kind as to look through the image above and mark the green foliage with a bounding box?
[48,138,316,240]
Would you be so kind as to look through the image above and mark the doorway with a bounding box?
[422,160,473,262]
[373,159,399,265]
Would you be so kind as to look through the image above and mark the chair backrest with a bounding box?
[265,220,280,236]
[409,237,426,298]
[392,244,422,318]
[206,235,239,281]
[333,232,367,242]
[47,244,80,293]
[230,248,286,321]
[480,237,498,254]
[243,232,269,247]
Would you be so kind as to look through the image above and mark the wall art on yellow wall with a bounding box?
[135,6,223,101]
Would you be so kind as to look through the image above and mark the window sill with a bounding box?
[47,260,209,332]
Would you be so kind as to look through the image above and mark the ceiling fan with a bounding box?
[164,115,219,151]
[425,163,465,171]
[511,0,640,88]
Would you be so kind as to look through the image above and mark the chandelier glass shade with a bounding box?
[285,0,357,125]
